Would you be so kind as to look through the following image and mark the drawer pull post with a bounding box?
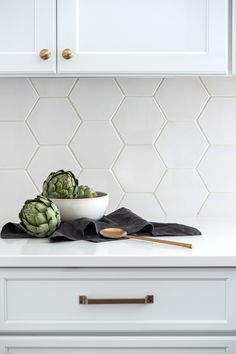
[79,295,154,305]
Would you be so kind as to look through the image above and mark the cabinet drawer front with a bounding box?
[1,336,236,354]
[0,269,236,332]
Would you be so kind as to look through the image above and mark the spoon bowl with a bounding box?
[100,228,192,249]
[100,228,127,238]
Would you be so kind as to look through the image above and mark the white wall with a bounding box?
[0,76,236,226]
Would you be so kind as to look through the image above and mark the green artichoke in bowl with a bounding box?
[43,170,79,199]
[19,195,61,237]
[77,185,97,198]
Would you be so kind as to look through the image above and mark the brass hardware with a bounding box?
[39,49,51,60]
[100,228,193,249]
[79,295,154,305]
[62,48,73,60]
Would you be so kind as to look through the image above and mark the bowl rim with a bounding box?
[50,191,109,201]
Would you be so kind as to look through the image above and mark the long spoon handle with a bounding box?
[125,234,192,249]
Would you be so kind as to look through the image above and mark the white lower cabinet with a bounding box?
[0,337,236,354]
[0,268,236,352]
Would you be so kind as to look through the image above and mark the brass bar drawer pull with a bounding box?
[79,295,154,305]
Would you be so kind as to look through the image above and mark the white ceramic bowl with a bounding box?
[51,192,109,222]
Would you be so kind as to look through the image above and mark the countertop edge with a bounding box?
[1,255,236,268]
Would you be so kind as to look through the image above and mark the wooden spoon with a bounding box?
[100,228,192,249]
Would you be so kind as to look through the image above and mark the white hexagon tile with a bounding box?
[199,98,236,145]
[70,78,123,120]
[113,146,166,192]
[116,78,162,96]
[199,194,236,218]
[27,146,81,190]
[0,122,38,168]
[0,170,37,225]
[119,194,165,220]
[70,121,123,168]
[27,98,80,144]
[155,122,208,168]
[201,77,236,96]
[0,79,38,121]
[113,97,166,144]
[31,78,77,97]
[155,77,209,121]
[198,146,236,192]
[155,170,208,216]
[79,169,124,213]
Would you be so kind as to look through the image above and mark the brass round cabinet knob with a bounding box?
[62,48,73,60]
[39,49,51,60]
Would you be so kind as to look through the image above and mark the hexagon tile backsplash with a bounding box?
[2,76,236,225]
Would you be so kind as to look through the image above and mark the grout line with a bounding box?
[152,77,164,97]
[199,77,211,97]
[194,96,212,178]
[25,169,40,193]
[0,167,32,171]
[24,94,40,122]
[66,99,83,150]
[109,167,125,194]
[196,166,210,193]
[25,103,41,145]
[153,192,167,217]
[67,95,83,123]
[154,166,168,192]
[116,193,126,209]
[114,78,126,96]
[110,122,126,146]
[153,168,168,216]
[0,120,30,123]
[25,145,40,170]
[201,95,236,98]
[110,96,125,122]
[152,111,167,147]
[110,143,126,172]
[196,192,210,216]
[28,78,40,98]
[66,96,82,132]
[65,144,82,171]
[67,122,81,147]
[67,78,78,96]
[153,146,168,172]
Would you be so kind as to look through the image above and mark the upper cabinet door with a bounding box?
[232,0,236,73]
[0,0,56,73]
[58,0,228,75]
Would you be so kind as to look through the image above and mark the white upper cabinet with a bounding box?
[0,0,56,73]
[232,0,236,73]
[58,0,228,75]
[0,0,228,75]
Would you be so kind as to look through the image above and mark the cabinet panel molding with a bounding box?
[0,336,236,354]
[0,0,56,73]
[58,0,228,74]
[0,268,235,333]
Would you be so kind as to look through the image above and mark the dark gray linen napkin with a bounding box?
[1,207,201,242]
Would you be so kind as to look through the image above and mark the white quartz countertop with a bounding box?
[0,218,236,268]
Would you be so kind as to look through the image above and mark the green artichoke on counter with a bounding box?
[43,170,79,199]
[77,185,97,198]
[19,195,61,237]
